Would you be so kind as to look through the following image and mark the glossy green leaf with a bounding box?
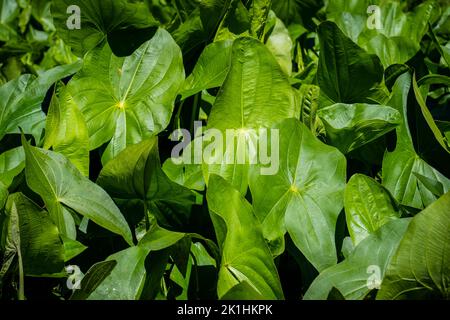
[317,21,383,104]
[4,193,64,276]
[207,174,284,299]
[67,29,184,163]
[138,222,185,251]
[22,136,133,245]
[318,103,401,154]
[377,192,450,299]
[344,174,401,245]
[249,118,346,270]
[327,1,434,68]
[382,72,450,209]
[203,36,299,193]
[362,35,420,69]
[70,260,117,300]
[325,0,369,42]
[0,62,82,141]
[88,246,150,300]
[163,158,205,192]
[304,218,410,300]
[62,236,87,262]
[0,147,24,182]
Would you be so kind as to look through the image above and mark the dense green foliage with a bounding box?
[0,0,449,300]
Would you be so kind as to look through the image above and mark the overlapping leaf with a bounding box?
[382,72,450,209]
[97,138,196,230]
[377,191,450,299]
[249,118,346,271]
[202,36,299,194]
[207,175,284,299]
[52,0,157,56]
[0,62,81,141]
[344,174,401,245]
[318,103,401,154]
[304,218,410,300]
[67,29,184,163]
[317,21,383,105]
[22,136,133,244]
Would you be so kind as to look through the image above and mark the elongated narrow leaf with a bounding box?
[249,0,272,40]
[304,218,410,300]
[377,192,450,300]
[22,136,133,245]
[265,13,293,76]
[345,174,401,245]
[207,175,284,299]
[67,29,184,163]
[318,103,401,153]
[249,118,346,270]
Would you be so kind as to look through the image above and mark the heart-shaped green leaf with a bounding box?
[249,118,346,270]
[67,28,184,163]
[207,174,284,299]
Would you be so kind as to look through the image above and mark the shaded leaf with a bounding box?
[317,21,383,104]
[97,138,195,230]
[249,118,346,270]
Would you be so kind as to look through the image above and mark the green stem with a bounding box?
[17,250,25,300]
[144,200,149,231]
